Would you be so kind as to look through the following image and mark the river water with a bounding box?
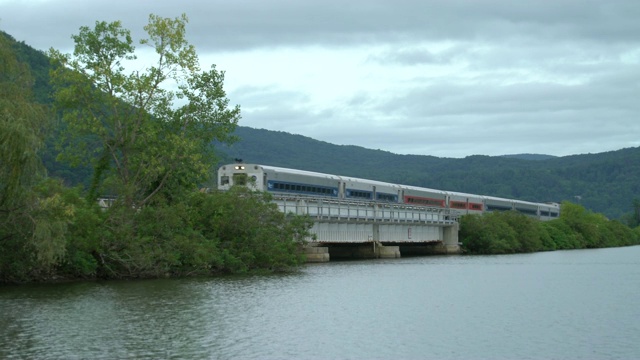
[1,246,639,360]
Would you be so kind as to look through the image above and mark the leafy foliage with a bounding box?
[0,32,49,208]
[48,14,240,207]
[0,33,72,282]
[460,202,640,255]
[2,186,312,283]
[0,17,312,284]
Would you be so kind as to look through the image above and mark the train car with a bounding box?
[482,195,560,220]
[483,195,515,213]
[446,191,485,215]
[340,175,401,202]
[218,164,340,197]
[217,163,559,220]
[399,184,448,208]
[512,199,542,218]
[539,202,561,220]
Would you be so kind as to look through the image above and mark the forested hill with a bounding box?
[5,30,639,220]
[218,127,640,219]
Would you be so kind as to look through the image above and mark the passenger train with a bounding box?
[217,163,560,220]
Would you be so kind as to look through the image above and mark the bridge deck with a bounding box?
[272,195,460,245]
[272,195,459,225]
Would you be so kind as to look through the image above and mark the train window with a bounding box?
[349,190,371,199]
[220,176,229,185]
[450,201,466,209]
[516,208,538,216]
[232,173,247,186]
[406,196,444,207]
[377,193,396,202]
[469,203,483,210]
[486,204,511,211]
[266,181,335,197]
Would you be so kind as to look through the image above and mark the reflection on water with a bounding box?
[2,246,640,359]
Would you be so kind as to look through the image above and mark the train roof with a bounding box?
[399,183,448,195]
[446,190,484,199]
[225,164,402,186]
[220,164,559,209]
[340,175,401,188]
[245,164,342,180]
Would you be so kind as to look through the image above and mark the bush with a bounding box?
[460,202,639,255]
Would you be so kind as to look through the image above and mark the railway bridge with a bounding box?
[271,195,461,262]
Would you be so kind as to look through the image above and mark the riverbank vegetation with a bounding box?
[0,15,312,284]
[460,201,640,254]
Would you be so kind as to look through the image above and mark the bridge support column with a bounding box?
[302,243,329,262]
[375,241,400,259]
[442,223,460,254]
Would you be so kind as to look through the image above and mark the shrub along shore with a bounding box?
[459,201,640,254]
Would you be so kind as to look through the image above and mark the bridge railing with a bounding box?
[272,195,459,225]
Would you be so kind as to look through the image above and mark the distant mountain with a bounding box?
[218,127,640,220]
[4,30,639,220]
[501,154,557,161]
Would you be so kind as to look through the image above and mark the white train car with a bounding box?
[218,164,340,197]
[340,175,401,202]
[217,163,560,220]
[399,184,448,208]
[446,191,485,216]
[482,195,515,213]
[539,202,561,220]
[513,199,543,218]
[482,195,561,220]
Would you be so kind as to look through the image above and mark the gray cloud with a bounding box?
[1,0,639,158]
[3,0,640,51]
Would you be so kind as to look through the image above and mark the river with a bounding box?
[1,246,639,359]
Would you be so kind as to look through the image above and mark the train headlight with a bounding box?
[234,165,245,170]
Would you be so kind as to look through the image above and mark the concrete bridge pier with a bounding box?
[302,243,330,262]
[314,242,400,260]
[442,222,460,254]
[375,242,401,258]
[371,224,400,258]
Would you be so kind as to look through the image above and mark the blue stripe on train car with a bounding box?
[267,180,338,197]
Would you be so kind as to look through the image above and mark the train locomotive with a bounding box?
[217,163,560,220]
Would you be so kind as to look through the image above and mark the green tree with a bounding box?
[623,198,640,228]
[48,14,240,207]
[187,187,311,272]
[0,33,48,209]
[459,212,518,254]
[0,33,72,282]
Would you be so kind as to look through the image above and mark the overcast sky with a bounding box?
[2,0,639,158]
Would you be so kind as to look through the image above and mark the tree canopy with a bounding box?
[0,15,315,284]
[0,32,48,208]
[49,14,240,207]
[0,32,72,280]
